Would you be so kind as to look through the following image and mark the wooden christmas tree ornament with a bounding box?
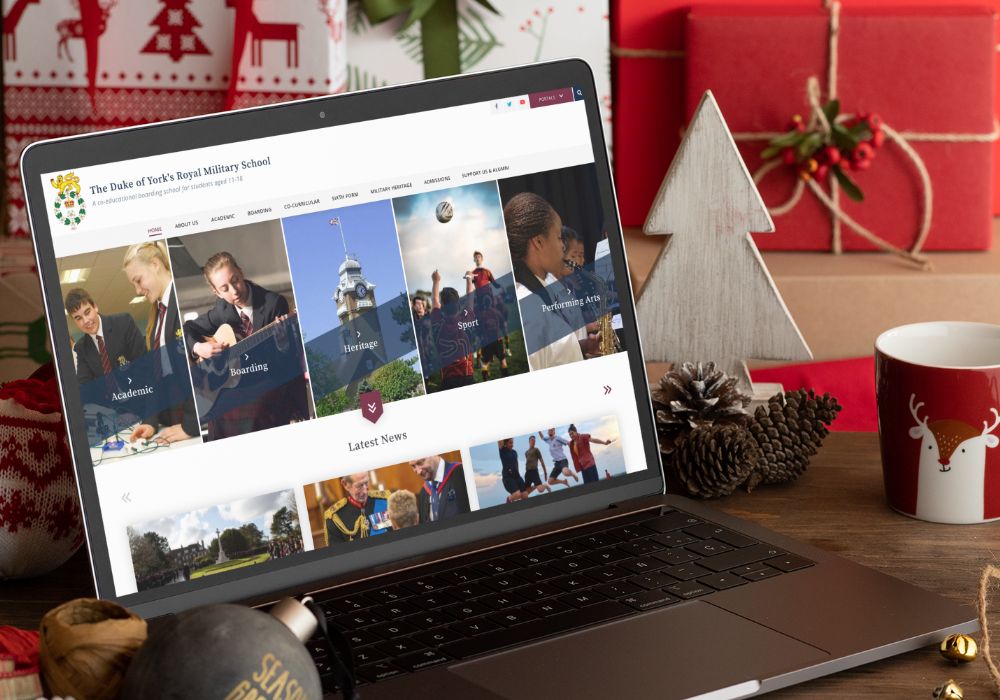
[637,91,812,396]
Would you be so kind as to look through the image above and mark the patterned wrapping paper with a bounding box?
[345,0,612,147]
[2,0,348,239]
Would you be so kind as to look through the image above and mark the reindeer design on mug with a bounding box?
[909,394,1000,523]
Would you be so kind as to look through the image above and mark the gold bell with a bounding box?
[939,633,978,663]
[932,679,963,700]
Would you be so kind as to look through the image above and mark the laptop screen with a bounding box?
[27,64,661,610]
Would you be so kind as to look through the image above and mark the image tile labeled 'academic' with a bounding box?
[282,201,425,418]
[58,241,202,463]
[393,181,529,395]
[170,221,314,442]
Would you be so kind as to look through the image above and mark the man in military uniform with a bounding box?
[323,472,392,546]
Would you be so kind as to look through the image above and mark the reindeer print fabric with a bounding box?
[2,0,348,239]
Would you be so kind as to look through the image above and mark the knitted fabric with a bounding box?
[0,388,83,579]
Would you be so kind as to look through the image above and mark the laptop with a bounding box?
[21,59,975,699]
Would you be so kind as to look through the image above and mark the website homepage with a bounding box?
[43,93,649,598]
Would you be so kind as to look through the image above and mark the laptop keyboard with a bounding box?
[307,508,814,691]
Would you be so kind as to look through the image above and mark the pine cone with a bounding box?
[652,362,751,452]
[672,424,764,498]
[747,389,842,485]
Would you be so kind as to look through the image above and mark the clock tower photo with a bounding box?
[330,217,377,323]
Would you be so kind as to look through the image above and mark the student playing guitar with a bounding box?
[185,251,291,360]
[183,251,309,440]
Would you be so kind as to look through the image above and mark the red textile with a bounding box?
[0,370,61,416]
[570,434,596,469]
[751,356,876,432]
[0,627,39,670]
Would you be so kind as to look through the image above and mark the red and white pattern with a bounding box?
[0,397,82,578]
[2,0,347,237]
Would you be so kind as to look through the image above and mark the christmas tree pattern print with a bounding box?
[141,0,211,62]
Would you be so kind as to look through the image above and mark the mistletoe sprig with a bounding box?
[761,99,885,202]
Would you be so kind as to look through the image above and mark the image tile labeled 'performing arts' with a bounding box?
[302,449,475,550]
[393,181,530,395]
[169,221,314,443]
[282,201,425,418]
[498,163,626,372]
[469,415,625,510]
[128,489,304,593]
[57,240,202,463]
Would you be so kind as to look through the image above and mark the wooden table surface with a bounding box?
[2,431,998,698]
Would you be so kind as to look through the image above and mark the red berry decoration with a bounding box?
[851,142,874,170]
[854,142,874,159]
[762,98,878,202]
[786,115,806,133]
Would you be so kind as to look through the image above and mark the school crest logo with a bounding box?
[50,172,86,229]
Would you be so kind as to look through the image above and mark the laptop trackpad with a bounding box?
[449,601,829,700]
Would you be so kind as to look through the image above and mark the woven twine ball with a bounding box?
[39,598,148,700]
[0,371,84,578]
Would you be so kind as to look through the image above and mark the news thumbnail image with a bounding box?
[303,450,472,549]
[498,164,626,372]
[169,221,314,442]
[282,201,425,418]
[393,182,529,395]
[469,415,626,510]
[57,241,201,461]
[129,489,303,593]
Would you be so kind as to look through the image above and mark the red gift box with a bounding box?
[612,0,1000,229]
[683,4,995,254]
